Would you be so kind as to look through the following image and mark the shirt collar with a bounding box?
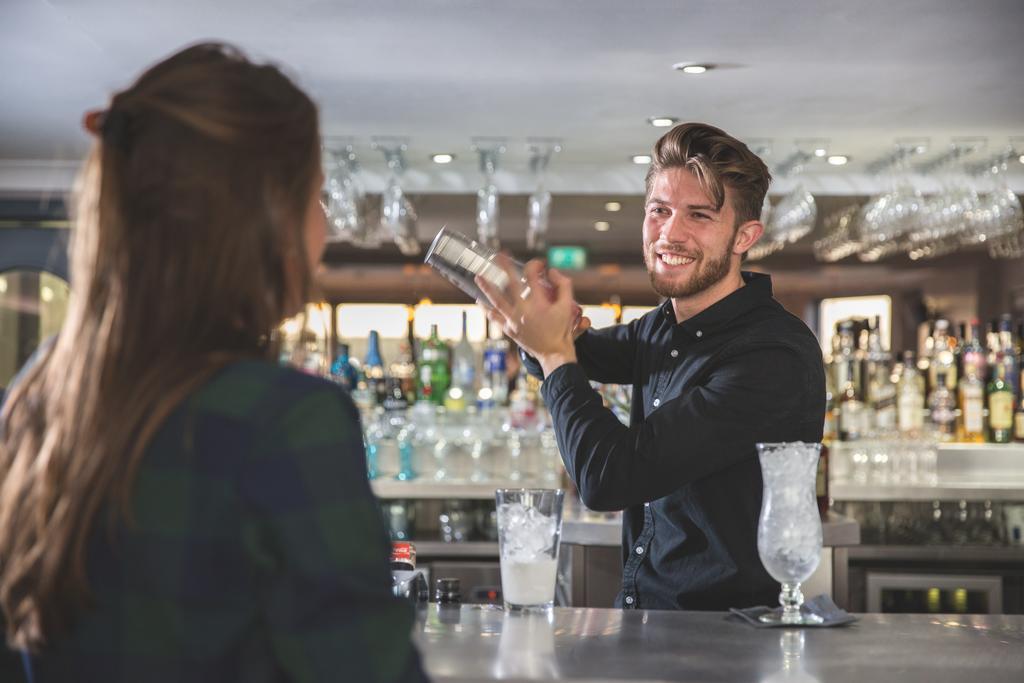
[660,271,774,339]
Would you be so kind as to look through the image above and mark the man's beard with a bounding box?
[644,239,734,299]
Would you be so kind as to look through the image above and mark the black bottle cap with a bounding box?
[435,577,462,604]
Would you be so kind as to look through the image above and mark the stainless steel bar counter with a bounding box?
[414,604,1024,682]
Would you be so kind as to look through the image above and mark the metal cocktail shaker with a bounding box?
[424,226,521,303]
[424,225,583,325]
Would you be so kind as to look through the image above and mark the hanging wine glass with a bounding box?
[858,141,927,261]
[527,189,551,252]
[749,143,817,261]
[771,184,817,245]
[473,139,506,250]
[322,143,369,244]
[394,195,421,256]
[478,181,500,249]
[813,203,862,262]
[376,140,421,255]
[906,139,984,260]
[962,146,1022,248]
[526,140,560,251]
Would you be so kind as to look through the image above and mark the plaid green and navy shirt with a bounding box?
[7,360,427,682]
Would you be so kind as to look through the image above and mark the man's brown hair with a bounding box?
[645,122,771,227]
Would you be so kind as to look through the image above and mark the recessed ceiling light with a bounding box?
[431,153,455,164]
[648,116,678,128]
[814,148,828,158]
[632,155,652,164]
[1019,154,1024,164]
[594,221,611,232]
[673,63,710,74]
[604,201,622,212]
[827,155,849,166]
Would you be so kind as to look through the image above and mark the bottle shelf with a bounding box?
[371,478,560,500]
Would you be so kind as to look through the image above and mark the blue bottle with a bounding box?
[330,343,359,390]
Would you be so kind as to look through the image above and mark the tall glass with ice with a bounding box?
[756,442,824,625]
[495,488,564,611]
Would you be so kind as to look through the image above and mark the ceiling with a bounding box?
[2,0,1023,197]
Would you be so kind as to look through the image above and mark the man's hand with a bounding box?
[475,257,581,377]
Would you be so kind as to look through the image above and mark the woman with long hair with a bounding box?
[0,42,427,682]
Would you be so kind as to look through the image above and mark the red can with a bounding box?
[390,541,416,571]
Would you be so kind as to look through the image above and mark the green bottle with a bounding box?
[418,324,450,405]
[987,364,1014,444]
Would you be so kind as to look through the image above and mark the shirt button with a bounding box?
[635,546,645,555]
[625,596,635,605]
[670,349,678,358]
[695,330,703,338]
[652,398,661,407]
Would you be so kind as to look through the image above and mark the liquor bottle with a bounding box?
[364,330,387,406]
[382,376,409,413]
[988,364,1014,444]
[451,311,477,395]
[957,367,986,444]
[961,320,988,382]
[390,342,417,402]
[1014,387,1024,443]
[443,385,468,412]
[837,371,864,442]
[350,366,374,417]
[418,324,450,405]
[985,320,1000,383]
[1017,319,1024,396]
[834,321,860,384]
[918,321,934,397]
[330,342,359,390]
[823,367,838,444]
[954,322,966,385]
[1018,321,1024,443]
[929,320,957,392]
[997,315,1020,402]
[897,351,925,437]
[865,317,895,435]
[482,338,509,407]
[928,369,956,442]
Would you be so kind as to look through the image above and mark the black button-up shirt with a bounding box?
[527,272,825,611]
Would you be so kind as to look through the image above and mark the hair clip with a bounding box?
[83,109,107,137]
[83,107,134,153]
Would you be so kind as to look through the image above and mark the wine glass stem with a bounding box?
[780,582,804,624]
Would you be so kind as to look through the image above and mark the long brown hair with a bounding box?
[0,42,320,651]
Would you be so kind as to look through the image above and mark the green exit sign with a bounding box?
[546,246,588,270]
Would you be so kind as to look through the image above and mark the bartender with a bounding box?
[477,122,825,611]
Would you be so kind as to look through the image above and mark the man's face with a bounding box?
[642,168,741,299]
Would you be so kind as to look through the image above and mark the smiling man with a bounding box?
[478,122,826,611]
